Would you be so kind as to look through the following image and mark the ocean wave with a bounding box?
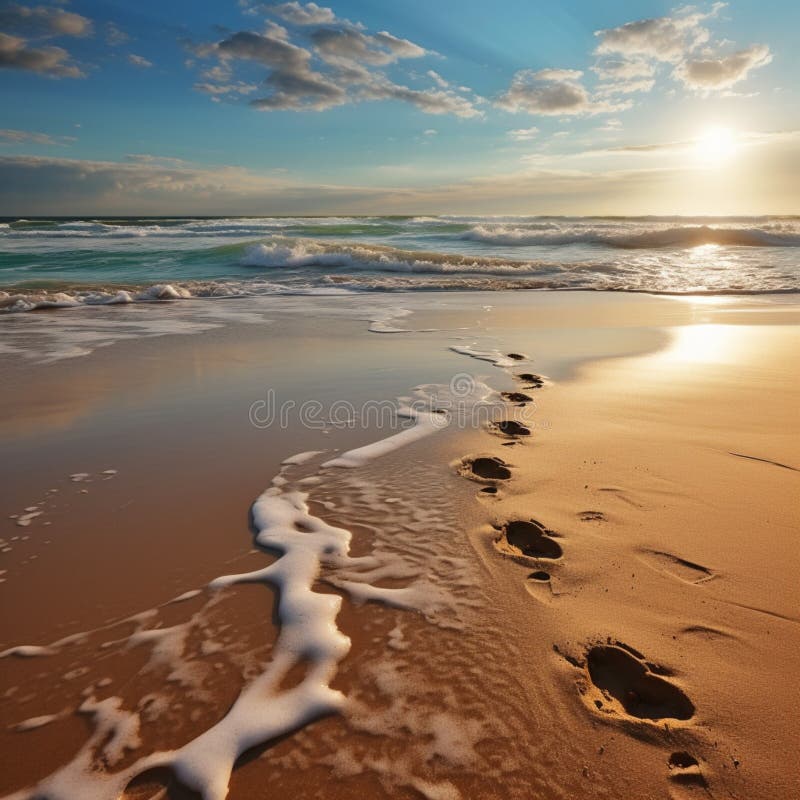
[461,223,800,248]
[239,240,566,275]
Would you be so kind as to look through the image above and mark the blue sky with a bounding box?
[0,1,797,214]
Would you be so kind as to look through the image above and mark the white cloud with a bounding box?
[423,128,437,135]
[594,4,724,63]
[105,22,128,46]
[0,3,93,38]
[128,54,153,69]
[0,3,92,77]
[674,43,772,90]
[592,57,655,80]
[268,2,337,25]
[593,5,772,97]
[0,128,73,145]
[188,12,479,117]
[507,126,539,141]
[597,118,623,132]
[595,77,655,96]
[311,27,426,67]
[496,68,630,116]
[426,69,448,88]
[0,31,84,77]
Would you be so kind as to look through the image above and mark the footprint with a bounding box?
[638,550,715,585]
[491,420,531,437]
[584,644,695,722]
[679,624,736,641]
[525,570,555,603]
[668,752,706,786]
[494,520,563,560]
[515,372,545,388]
[459,456,512,482]
[506,352,527,360]
[501,391,533,404]
[578,510,605,522]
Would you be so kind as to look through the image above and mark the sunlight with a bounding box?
[661,324,738,364]
[694,126,738,165]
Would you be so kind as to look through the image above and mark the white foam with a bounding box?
[0,645,55,658]
[15,510,42,527]
[281,450,326,466]
[322,407,448,468]
[169,589,203,604]
[449,345,517,368]
[12,714,60,732]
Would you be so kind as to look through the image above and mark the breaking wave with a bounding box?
[461,223,800,248]
[2,215,799,311]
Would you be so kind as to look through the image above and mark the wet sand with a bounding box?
[1,291,798,799]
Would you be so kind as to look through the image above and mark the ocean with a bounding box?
[1,215,799,311]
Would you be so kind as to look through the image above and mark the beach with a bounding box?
[1,289,798,799]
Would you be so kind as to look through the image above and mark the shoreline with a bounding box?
[1,290,798,799]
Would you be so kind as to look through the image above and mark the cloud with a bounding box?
[105,22,128,46]
[209,28,346,110]
[188,11,479,117]
[0,3,91,77]
[595,77,655,96]
[359,77,481,118]
[594,4,724,63]
[507,126,539,141]
[592,57,654,80]
[423,128,437,135]
[674,43,772,90]
[268,2,337,25]
[0,3,92,38]
[593,5,772,96]
[0,128,74,145]
[496,68,630,116]
[603,140,692,154]
[2,133,798,215]
[0,154,394,215]
[426,69,448,88]
[311,27,425,66]
[128,53,153,68]
[0,31,84,77]
[195,80,258,96]
[596,118,623,132]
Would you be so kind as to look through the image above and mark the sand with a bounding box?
[0,291,798,799]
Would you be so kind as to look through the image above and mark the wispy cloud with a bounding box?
[0,128,74,146]
[128,53,153,69]
[507,126,540,141]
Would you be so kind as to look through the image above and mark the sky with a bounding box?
[0,0,797,215]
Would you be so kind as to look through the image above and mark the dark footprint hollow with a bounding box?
[470,457,511,480]
[516,373,544,388]
[668,752,698,770]
[528,570,550,581]
[586,645,695,721]
[494,420,531,437]
[501,391,533,404]
[507,352,527,360]
[504,520,562,559]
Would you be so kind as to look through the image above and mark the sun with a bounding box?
[694,126,737,165]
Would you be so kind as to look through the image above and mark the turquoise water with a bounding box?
[1,215,799,310]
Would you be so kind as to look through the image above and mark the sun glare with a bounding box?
[694,126,737,165]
